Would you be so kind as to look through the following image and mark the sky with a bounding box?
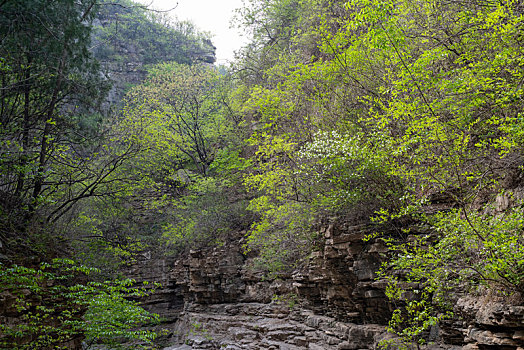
[139,0,248,64]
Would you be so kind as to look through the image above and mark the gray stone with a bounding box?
[121,223,523,350]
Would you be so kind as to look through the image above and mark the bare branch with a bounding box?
[101,1,179,13]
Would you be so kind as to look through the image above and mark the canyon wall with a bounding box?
[129,220,524,350]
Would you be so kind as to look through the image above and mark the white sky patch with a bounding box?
[139,0,247,64]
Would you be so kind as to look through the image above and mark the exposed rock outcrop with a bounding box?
[129,221,524,349]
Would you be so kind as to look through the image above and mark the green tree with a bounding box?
[321,0,524,345]
[118,62,234,184]
[232,0,395,274]
[96,62,250,255]
[0,0,113,222]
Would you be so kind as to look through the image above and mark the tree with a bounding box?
[91,62,251,255]
[120,62,233,183]
[232,0,394,274]
[0,0,110,219]
[318,0,524,345]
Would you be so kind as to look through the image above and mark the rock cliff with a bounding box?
[129,220,524,349]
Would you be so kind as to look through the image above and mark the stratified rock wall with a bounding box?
[129,222,524,349]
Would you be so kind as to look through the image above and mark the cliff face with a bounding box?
[91,2,217,114]
[130,224,390,350]
[98,40,216,114]
[129,220,524,350]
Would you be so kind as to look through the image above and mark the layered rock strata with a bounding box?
[129,223,524,349]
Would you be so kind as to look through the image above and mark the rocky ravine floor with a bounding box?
[163,303,388,350]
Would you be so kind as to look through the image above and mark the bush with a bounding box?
[0,259,160,349]
[376,203,524,348]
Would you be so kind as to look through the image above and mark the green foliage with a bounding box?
[323,0,524,344]
[245,197,315,275]
[235,0,401,274]
[188,321,213,342]
[425,206,524,292]
[119,62,233,183]
[298,130,402,211]
[4,0,524,346]
[342,0,524,198]
[69,204,152,271]
[271,292,298,309]
[94,0,214,65]
[379,298,452,349]
[375,203,524,347]
[210,148,252,184]
[0,0,128,229]
[233,0,524,342]
[0,259,160,350]
[98,62,249,256]
[161,176,252,254]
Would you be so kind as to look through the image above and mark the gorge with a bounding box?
[1,0,524,349]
